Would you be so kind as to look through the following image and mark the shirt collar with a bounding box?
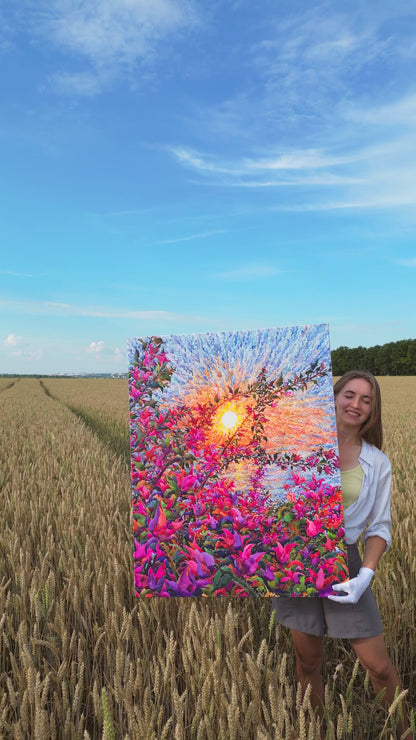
[359,438,374,466]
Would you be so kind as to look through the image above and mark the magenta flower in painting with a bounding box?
[306,519,323,537]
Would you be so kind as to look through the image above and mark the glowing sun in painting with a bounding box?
[210,399,251,441]
[220,410,238,430]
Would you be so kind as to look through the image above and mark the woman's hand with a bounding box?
[328,567,374,604]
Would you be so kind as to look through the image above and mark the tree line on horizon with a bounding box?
[331,338,416,376]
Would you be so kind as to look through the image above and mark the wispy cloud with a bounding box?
[252,11,388,99]
[171,87,416,209]
[243,152,360,171]
[271,194,416,212]
[0,299,197,321]
[170,148,238,175]
[155,229,227,244]
[171,146,392,211]
[16,0,199,94]
[395,257,416,267]
[101,207,156,217]
[181,3,403,146]
[0,269,35,277]
[346,93,416,127]
[215,265,282,280]
[168,2,416,216]
[170,146,368,189]
[170,146,364,176]
[47,71,102,97]
[190,174,365,188]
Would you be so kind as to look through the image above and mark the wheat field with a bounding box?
[0,376,415,739]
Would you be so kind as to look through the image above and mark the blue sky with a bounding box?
[1,0,416,374]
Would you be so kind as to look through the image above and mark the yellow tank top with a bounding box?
[341,464,363,509]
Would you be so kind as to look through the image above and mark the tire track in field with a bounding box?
[38,378,130,465]
[0,378,20,393]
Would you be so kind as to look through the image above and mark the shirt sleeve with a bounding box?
[363,456,392,551]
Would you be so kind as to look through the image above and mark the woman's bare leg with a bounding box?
[290,630,325,712]
[351,634,409,736]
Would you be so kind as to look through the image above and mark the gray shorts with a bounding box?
[272,544,383,639]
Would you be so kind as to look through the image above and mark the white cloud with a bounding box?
[170,146,368,189]
[4,333,22,347]
[170,144,376,197]
[87,340,105,353]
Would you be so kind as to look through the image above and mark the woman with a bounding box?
[273,371,407,732]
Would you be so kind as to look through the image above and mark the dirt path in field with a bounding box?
[0,377,20,393]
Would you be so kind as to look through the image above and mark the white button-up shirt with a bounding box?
[343,439,392,550]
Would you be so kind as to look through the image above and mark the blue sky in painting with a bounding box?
[1,1,416,373]
[152,324,332,406]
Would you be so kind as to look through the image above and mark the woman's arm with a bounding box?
[363,453,392,549]
[362,534,387,571]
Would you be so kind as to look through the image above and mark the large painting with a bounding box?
[128,324,347,597]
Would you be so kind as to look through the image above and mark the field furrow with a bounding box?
[0,378,19,393]
[41,377,130,463]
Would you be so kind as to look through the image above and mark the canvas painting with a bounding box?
[128,324,348,598]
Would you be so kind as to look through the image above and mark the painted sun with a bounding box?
[220,410,238,430]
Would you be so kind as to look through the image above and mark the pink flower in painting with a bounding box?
[273,542,296,564]
[176,472,198,492]
[134,541,150,562]
[306,519,323,537]
[315,568,325,590]
[234,544,265,575]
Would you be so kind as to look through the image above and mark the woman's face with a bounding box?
[335,378,372,430]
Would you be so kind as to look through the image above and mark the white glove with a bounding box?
[328,567,374,604]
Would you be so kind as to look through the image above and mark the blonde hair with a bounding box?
[333,370,383,449]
